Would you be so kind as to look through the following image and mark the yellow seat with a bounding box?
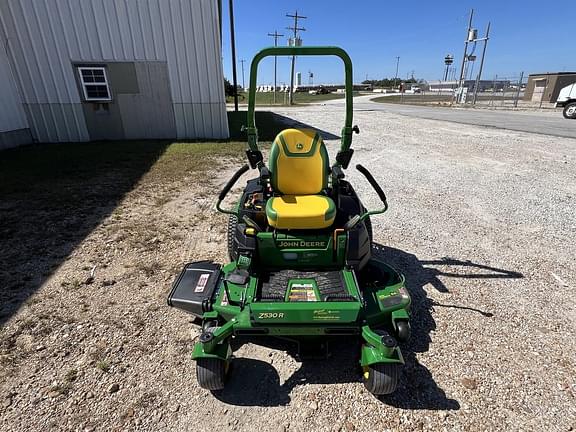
[266,195,335,229]
[266,128,335,230]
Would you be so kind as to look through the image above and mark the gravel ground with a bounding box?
[1,107,575,431]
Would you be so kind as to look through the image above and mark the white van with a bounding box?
[555,84,576,119]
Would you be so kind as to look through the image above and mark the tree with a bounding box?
[224,78,236,97]
[362,77,420,88]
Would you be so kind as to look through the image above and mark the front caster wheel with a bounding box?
[396,320,411,342]
[196,358,229,391]
[363,363,400,395]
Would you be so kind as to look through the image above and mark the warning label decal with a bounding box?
[288,282,318,302]
[194,273,209,293]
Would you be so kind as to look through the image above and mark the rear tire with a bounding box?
[563,102,576,119]
[227,214,238,261]
[196,358,228,391]
[363,362,400,395]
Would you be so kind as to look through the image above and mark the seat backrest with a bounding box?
[269,129,329,195]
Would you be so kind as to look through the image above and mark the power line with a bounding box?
[286,10,306,105]
[267,30,284,104]
[456,8,474,103]
[239,59,246,90]
[472,22,491,105]
[394,56,400,89]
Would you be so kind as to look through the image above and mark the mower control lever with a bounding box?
[356,164,388,207]
[216,164,250,215]
[344,165,389,231]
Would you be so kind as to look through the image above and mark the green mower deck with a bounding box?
[167,46,412,396]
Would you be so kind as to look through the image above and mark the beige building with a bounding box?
[0,0,228,149]
[523,72,576,104]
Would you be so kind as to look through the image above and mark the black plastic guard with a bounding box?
[336,149,354,169]
[346,223,371,271]
[167,261,221,318]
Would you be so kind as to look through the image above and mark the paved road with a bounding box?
[326,95,576,139]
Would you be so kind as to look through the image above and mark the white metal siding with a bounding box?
[0,32,28,133]
[0,0,228,141]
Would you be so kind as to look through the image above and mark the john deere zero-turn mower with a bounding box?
[168,46,411,395]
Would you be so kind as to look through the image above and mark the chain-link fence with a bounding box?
[462,72,576,110]
[459,73,527,108]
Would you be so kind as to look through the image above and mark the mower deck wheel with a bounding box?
[396,320,411,342]
[196,358,228,391]
[363,362,399,395]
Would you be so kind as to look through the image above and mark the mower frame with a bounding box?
[168,46,412,395]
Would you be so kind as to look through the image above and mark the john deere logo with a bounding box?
[278,240,326,248]
[296,143,304,150]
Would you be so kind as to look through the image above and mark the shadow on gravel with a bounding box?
[212,357,291,406]
[373,244,523,410]
[0,141,170,326]
[227,111,340,141]
[214,245,522,409]
[271,113,340,141]
[213,338,361,407]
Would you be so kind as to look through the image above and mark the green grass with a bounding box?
[227,91,365,105]
[65,368,78,382]
[0,140,247,192]
[0,139,248,326]
[96,360,110,373]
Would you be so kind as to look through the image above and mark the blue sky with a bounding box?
[221,0,574,85]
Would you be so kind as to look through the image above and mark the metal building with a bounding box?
[0,28,31,149]
[428,80,510,92]
[523,72,576,104]
[0,0,228,149]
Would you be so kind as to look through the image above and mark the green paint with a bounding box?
[325,197,336,221]
[181,46,412,391]
[246,46,354,158]
[265,198,277,221]
[256,231,339,268]
[360,344,403,367]
[250,301,360,324]
[191,339,231,361]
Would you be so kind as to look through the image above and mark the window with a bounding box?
[77,67,111,101]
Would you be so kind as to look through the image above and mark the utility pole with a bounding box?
[229,0,238,111]
[286,10,306,105]
[267,30,284,104]
[394,56,400,90]
[457,9,474,103]
[472,21,491,105]
[239,59,246,90]
[514,71,524,108]
[467,56,476,81]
